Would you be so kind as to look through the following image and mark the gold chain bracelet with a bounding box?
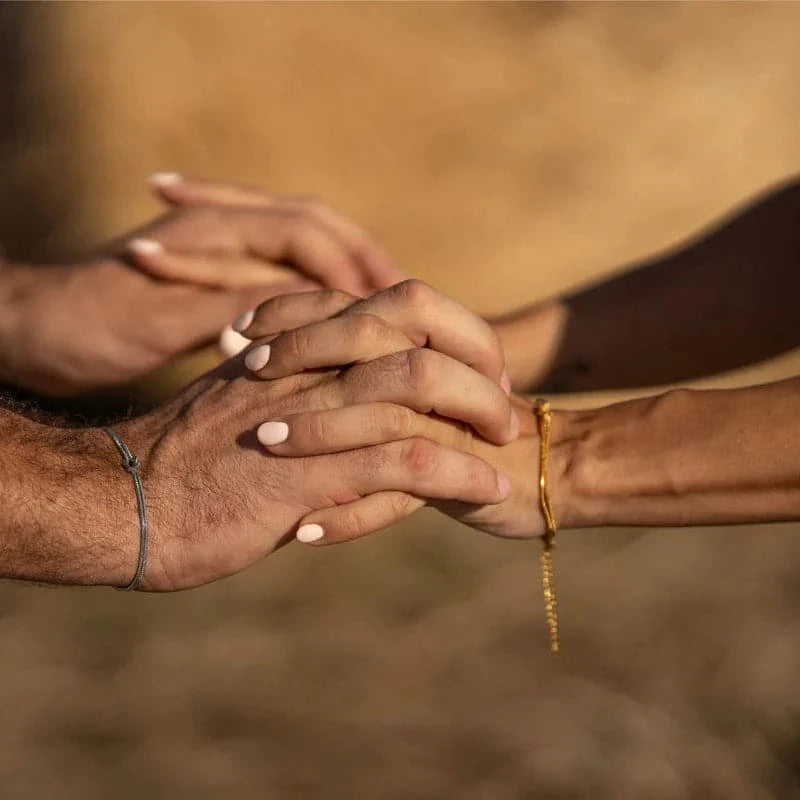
[533,399,560,655]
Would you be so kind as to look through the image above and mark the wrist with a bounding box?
[490,300,568,393]
[0,413,141,588]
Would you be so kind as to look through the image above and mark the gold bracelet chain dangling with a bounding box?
[534,399,560,655]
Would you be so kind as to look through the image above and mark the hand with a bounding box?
[110,285,516,591]
[127,173,405,295]
[231,284,575,544]
[0,179,405,395]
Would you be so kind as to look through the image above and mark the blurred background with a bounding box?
[2,2,800,798]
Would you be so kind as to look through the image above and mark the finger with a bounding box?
[236,208,370,295]
[150,175,406,289]
[147,280,315,356]
[233,289,358,339]
[316,438,510,505]
[243,313,415,377]
[149,173,274,208]
[128,239,317,290]
[338,349,517,445]
[257,403,468,456]
[344,279,506,386]
[294,492,426,546]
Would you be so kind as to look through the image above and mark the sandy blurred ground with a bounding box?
[1,2,800,798]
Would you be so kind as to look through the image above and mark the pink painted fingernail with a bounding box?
[232,309,255,333]
[296,523,324,543]
[149,171,183,187]
[509,409,520,439]
[257,421,289,446]
[244,344,271,371]
[500,370,511,395]
[128,238,164,255]
[497,472,511,497]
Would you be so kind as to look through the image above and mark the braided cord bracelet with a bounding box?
[103,427,148,591]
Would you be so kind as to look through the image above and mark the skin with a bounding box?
[0,282,515,591]
[0,175,404,395]
[231,176,800,545]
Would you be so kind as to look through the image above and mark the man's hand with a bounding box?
[0,180,404,396]
[107,283,515,591]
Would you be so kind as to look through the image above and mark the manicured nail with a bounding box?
[128,238,164,255]
[500,370,511,395]
[257,421,289,446]
[232,309,255,334]
[296,523,324,543]
[497,472,511,497]
[218,325,251,357]
[244,344,271,372]
[509,409,520,440]
[149,171,183,187]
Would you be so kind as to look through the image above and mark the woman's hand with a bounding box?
[127,173,405,295]
[232,282,572,545]
[0,180,405,396]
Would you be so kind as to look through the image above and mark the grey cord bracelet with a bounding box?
[104,427,148,591]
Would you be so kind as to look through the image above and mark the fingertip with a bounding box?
[148,171,183,189]
[501,370,512,395]
[509,408,520,440]
[232,308,255,334]
[257,420,289,447]
[128,237,164,256]
[244,344,271,372]
[219,325,251,357]
[296,523,325,544]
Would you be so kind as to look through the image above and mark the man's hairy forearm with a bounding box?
[553,375,800,530]
[0,406,136,586]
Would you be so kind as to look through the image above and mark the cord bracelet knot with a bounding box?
[103,427,149,592]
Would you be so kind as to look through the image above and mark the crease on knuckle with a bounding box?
[379,404,414,439]
[404,348,436,395]
[281,327,311,364]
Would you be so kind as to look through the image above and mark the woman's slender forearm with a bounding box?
[553,375,800,530]
[494,178,800,393]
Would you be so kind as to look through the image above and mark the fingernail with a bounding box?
[232,309,255,334]
[128,238,164,255]
[219,325,251,357]
[496,472,511,497]
[500,370,511,395]
[244,344,271,371]
[296,523,324,543]
[257,421,289,446]
[149,171,183,187]
[509,409,520,439]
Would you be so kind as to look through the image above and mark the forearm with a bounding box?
[0,406,136,586]
[493,179,800,393]
[553,376,800,529]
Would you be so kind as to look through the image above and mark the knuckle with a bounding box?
[401,437,440,476]
[379,404,414,439]
[404,347,436,391]
[348,312,392,344]
[395,278,434,307]
[304,412,331,446]
[281,327,311,362]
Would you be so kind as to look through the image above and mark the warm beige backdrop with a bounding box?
[1,3,800,798]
